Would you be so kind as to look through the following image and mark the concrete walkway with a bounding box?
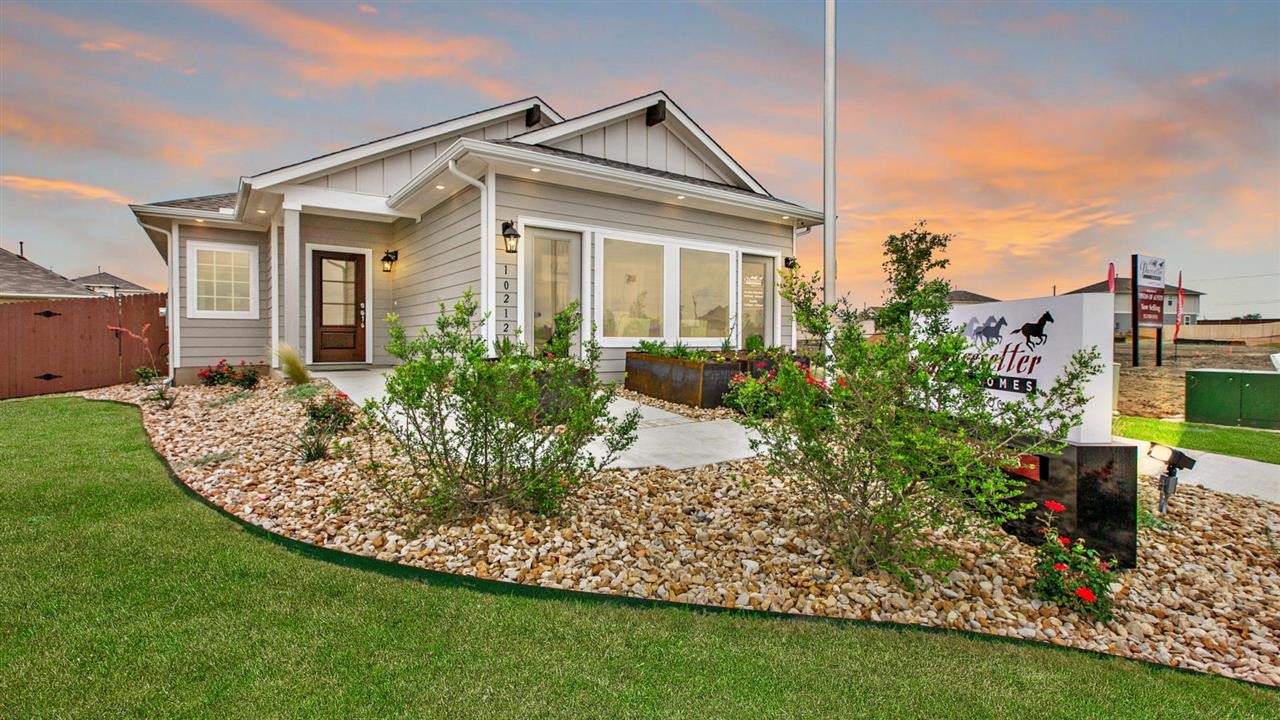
[316,369,757,471]
[1119,436,1280,503]
[318,370,1279,494]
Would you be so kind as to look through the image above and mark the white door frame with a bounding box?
[515,216,594,354]
[304,243,374,364]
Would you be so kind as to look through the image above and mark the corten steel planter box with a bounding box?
[624,353,741,408]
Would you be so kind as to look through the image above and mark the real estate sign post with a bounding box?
[1131,254,1166,367]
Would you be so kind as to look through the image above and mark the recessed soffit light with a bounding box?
[435,184,446,190]
[530,167,541,173]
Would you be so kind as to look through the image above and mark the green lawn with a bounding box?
[1115,415,1280,465]
[2,398,1276,719]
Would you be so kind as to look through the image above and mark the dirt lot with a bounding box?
[1116,341,1277,419]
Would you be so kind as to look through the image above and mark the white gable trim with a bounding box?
[249,98,564,190]
[510,92,768,196]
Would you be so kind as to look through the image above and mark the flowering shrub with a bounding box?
[1032,500,1118,621]
[198,359,260,389]
[724,370,781,417]
[739,222,1103,579]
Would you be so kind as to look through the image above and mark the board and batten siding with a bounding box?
[297,215,395,365]
[495,176,795,379]
[177,224,271,369]
[389,186,483,338]
[300,116,552,197]
[547,115,732,184]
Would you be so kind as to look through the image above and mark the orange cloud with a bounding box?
[358,4,378,14]
[190,0,516,97]
[0,175,134,204]
[4,2,196,73]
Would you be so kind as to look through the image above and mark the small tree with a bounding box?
[742,222,1102,579]
[362,291,639,520]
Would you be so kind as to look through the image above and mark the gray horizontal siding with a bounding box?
[391,187,482,338]
[177,224,271,369]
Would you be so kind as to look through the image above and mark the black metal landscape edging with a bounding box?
[91,398,1276,691]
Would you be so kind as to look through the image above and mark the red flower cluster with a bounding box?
[1074,587,1096,603]
[1044,500,1066,513]
[1053,563,1069,571]
[1058,536,1071,547]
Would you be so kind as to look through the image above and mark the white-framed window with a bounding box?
[601,237,666,340]
[597,232,736,346]
[187,240,259,320]
[679,247,731,338]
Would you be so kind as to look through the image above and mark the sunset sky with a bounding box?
[1,1,1277,317]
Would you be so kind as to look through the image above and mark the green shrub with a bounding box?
[134,366,159,386]
[1031,501,1118,621]
[282,383,320,401]
[541,301,579,358]
[724,370,782,417]
[276,343,311,385]
[744,334,766,354]
[362,291,639,519]
[291,393,356,463]
[740,222,1102,580]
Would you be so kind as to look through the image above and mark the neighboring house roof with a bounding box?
[147,192,238,212]
[73,271,152,294]
[947,290,1000,303]
[1065,278,1203,296]
[0,248,99,299]
[488,140,801,206]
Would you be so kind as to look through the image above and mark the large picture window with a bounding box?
[602,238,663,338]
[187,240,259,319]
[679,248,730,338]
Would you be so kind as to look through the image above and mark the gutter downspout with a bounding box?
[446,159,492,351]
[823,0,837,306]
[137,220,177,385]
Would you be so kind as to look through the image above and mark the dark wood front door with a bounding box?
[312,251,366,363]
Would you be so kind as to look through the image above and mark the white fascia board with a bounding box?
[129,205,262,231]
[280,185,416,221]
[510,91,768,195]
[390,138,822,223]
[248,98,564,190]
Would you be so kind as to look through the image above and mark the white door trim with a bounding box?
[304,243,374,364]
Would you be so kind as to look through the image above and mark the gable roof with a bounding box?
[72,271,152,293]
[511,91,769,196]
[1065,278,1203,296]
[0,248,99,299]
[247,97,563,189]
[488,140,802,206]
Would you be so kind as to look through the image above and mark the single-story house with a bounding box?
[73,269,154,297]
[0,246,100,303]
[1064,277,1203,332]
[129,92,823,383]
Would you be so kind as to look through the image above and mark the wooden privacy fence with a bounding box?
[1,293,168,400]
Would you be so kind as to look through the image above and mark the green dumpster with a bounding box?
[1186,369,1280,430]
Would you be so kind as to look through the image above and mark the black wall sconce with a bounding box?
[783,256,798,269]
[381,250,398,273]
[501,220,521,253]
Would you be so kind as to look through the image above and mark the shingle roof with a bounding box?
[490,140,802,207]
[1065,278,1203,296]
[0,248,100,298]
[72,271,152,293]
[947,290,1001,303]
[147,192,238,212]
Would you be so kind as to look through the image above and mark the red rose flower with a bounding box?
[1074,587,1096,603]
[1098,561,1110,573]
[337,392,348,399]
[755,361,767,369]
[1044,500,1066,513]
[837,378,849,388]
[1053,563,1069,571]
[1058,536,1071,547]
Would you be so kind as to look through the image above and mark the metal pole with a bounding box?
[1131,254,1140,367]
[823,0,837,305]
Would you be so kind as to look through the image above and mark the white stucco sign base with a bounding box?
[950,293,1114,444]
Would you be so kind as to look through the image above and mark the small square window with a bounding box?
[188,240,258,319]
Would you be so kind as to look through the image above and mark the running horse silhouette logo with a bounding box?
[1015,311,1054,350]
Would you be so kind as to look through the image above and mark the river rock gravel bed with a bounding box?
[84,380,1280,686]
